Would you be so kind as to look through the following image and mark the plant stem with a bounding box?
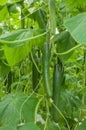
[21,0,25,29]
[5,71,12,93]
[51,100,70,130]
[84,49,86,86]
[31,52,42,74]
[82,48,86,105]
[55,44,81,56]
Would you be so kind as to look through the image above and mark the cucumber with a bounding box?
[42,42,52,97]
[52,59,64,122]
[32,53,40,92]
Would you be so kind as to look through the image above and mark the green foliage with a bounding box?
[0,29,46,66]
[0,5,9,22]
[75,119,86,130]
[66,0,86,8]
[0,0,7,6]
[0,92,38,126]
[0,0,86,130]
[0,61,10,77]
[0,123,40,130]
[18,123,41,130]
[64,12,86,45]
[53,31,77,60]
[0,126,16,130]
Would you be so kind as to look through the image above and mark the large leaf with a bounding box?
[47,120,59,130]
[75,119,86,130]
[0,123,40,130]
[64,13,86,45]
[0,126,16,130]
[18,123,40,130]
[0,5,9,22]
[28,8,46,28]
[0,92,38,126]
[21,96,38,122]
[53,31,76,60]
[4,44,31,66]
[0,29,46,47]
[0,126,17,130]
[0,29,46,66]
[0,0,7,5]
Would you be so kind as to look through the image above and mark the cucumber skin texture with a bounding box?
[32,54,39,91]
[52,63,64,122]
[42,42,52,97]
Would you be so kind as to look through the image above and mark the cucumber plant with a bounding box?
[0,0,86,130]
[42,42,52,97]
[52,58,64,122]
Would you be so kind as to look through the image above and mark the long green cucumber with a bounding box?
[52,60,64,122]
[32,53,40,92]
[42,42,52,97]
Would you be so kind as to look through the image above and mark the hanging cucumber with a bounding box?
[52,58,64,122]
[32,52,40,92]
[5,71,12,93]
[42,42,52,97]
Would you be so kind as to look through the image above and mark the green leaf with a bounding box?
[0,49,4,59]
[0,123,40,130]
[0,29,46,66]
[18,123,40,130]
[26,0,34,5]
[49,121,59,130]
[4,44,30,66]
[0,60,10,77]
[0,0,7,5]
[0,126,16,130]
[0,29,33,47]
[64,13,86,45]
[8,3,20,13]
[28,9,46,28]
[0,5,9,22]
[53,31,76,60]
[66,0,86,8]
[0,93,38,126]
[21,96,38,122]
[75,119,86,130]
[0,27,2,34]
[8,0,21,4]
[0,29,46,47]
